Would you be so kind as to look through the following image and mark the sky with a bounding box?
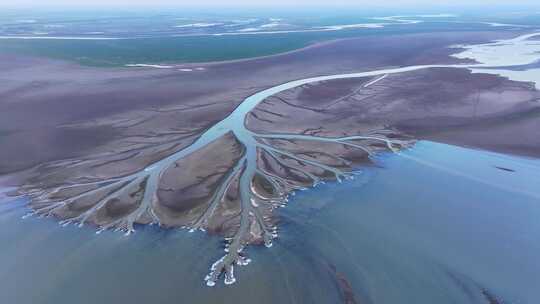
[2,0,540,7]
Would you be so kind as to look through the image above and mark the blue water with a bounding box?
[1,9,539,66]
[1,141,538,303]
[280,141,540,303]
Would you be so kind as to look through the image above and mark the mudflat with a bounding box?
[249,67,540,157]
[0,30,525,174]
[2,30,539,285]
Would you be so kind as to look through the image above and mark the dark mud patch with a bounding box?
[494,166,516,172]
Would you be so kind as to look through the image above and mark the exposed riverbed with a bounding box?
[3,31,539,287]
[1,141,539,303]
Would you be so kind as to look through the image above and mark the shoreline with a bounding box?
[111,30,530,69]
[2,29,540,288]
[1,30,537,177]
[0,29,529,71]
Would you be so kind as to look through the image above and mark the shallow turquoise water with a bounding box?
[1,8,536,66]
[1,141,538,303]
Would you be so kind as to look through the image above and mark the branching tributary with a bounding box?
[18,32,540,286]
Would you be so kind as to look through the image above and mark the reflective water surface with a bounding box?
[1,141,539,304]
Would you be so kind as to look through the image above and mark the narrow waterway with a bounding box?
[1,141,539,303]
[2,31,540,297]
